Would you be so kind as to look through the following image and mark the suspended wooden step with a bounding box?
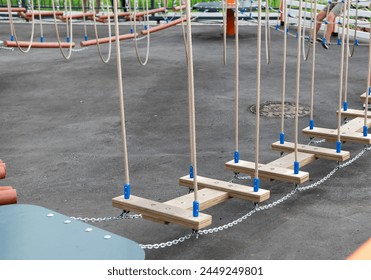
[172,5,186,11]
[59,12,95,21]
[0,7,26,12]
[179,175,270,203]
[271,141,350,161]
[112,195,212,230]
[80,33,137,47]
[338,108,371,119]
[141,17,188,35]
[268,152,316,169]
[360,92,371,104]
[302,117,371,144]
[96,12,131,23]
[226,158,309,184]
[3,40,75,48]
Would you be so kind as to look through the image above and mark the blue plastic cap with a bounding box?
[234,151,240,163]
[337,38,341,45]
[336,141,341,153]
[189,165,194,179]
[275,24,279,30]
[286,28,289,34]
[294,161,299,174]
[193,201,199,217]
[249,13,252,17]
[355,39,359,46]
[280,132,285,144]
[130,28,134,34]
[66,37,70,43]
[309,119,314,130]
[10,34,14,41]
[40,37,44,43]
[165,19,169,23]
[324,20,328,25]
[84,35,88,41]
[343,101,348,111]
[254,177,260,192]
[368,87,371,95]
[124,183,131,199]
[363,126,368,137]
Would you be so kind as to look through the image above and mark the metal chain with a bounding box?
[140,145,371,249]
[0,46,14,51]
[307,138,326,145]
[70,210,142,223]
[72,47,88,52]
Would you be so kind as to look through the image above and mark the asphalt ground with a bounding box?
[1,19,371,260]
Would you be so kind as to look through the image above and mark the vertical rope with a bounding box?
[336,0,347,151]
[254,0,262,192]
[343,0,351,109]
[113,0,131,197]
[280,0,287,143]
[293,0,303,174]
[234,0,239,162]
[309,0,317,129]
[185,0,199,215]
[364,20,371,133]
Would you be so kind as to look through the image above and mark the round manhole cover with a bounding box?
[249,101,310,118]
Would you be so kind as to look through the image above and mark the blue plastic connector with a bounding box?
[324,20,328,25]
[10,34,14,41]
[40,37,44,43]
[363,125,368,137]
[84,35,88,41]
[253,177,260,192]
[309,119,314,130]
[355,39,359,46]
[193,201,199,217]
[343,101,348,111]
[337,38,341,45]
[130,28,134,34]
[189,165,194,179]
[249,12,252,18]
[368,87,371,96]
[144,25,148,30]
[165,18,169,23]
[280,132,285,144]
[124,183,131,199]
[234,151,240,163]
[66,36,70,43]
[294,161,299,174]
[336,141,341,153]
[286,28,289,34]
[275,24,279,30]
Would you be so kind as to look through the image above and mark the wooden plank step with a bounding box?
[338,108,371,118]
[268,152,316,169]
[165,188,229,211]
[112,195,212,230]
[302,118,371,144]
[179,175,270,203]
[225,160,309,184]
[360,92,371,104]
[271,141,350,161]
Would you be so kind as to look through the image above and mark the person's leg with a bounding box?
[315,10,327,36]
[324,11,336,43]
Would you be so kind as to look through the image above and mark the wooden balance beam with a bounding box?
[21,11,63,21]
[141,17,188,35]
[360,92,371,104]
[226,155,310,184]
[302,117,371,144]
[179,175,270,203]
[338,108,371,119]
[3,40,75,48]
[80,33,136,47]
[130,7,166,19]
[59,12,95,21]
[0,7,26,12]
[0,160,6,179]
[112,195,212,230]
[271,141,350,161]
[0,186,17,205]
[172,5,186,11]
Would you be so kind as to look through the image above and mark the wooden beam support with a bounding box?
[80,33,136,47]
[226,160,309,184]
[338,108,371,119]
[3,40,75,48]
[179,175,270,203]
[271,141,350,161]
[360,92,371,104]
[268,152,316,169]
[112,195,212,230]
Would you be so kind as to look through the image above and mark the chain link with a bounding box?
[70,210,142,223]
